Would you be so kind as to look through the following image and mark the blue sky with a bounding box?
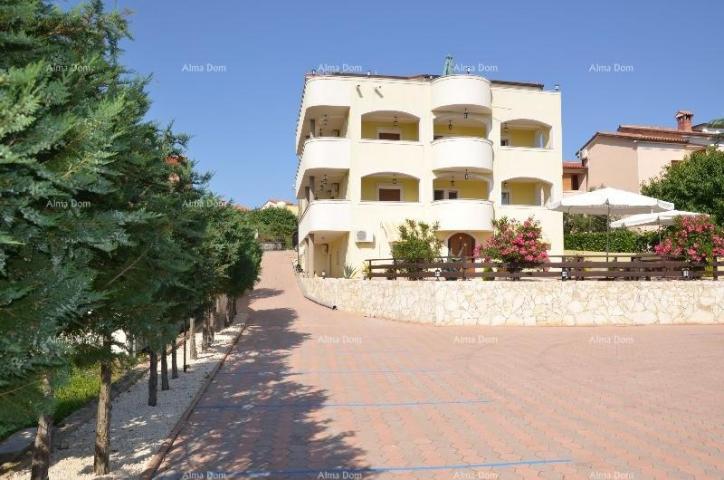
[58,0,723,207]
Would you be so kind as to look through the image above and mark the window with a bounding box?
[378,132,400,140]
[501,190,510,205]
[434,189,458,200]
[571,175,580,191]
[377,128,401,141]
[378,187,401,201]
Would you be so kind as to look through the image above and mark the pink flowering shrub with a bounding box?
[478,217,549,267]
[654,215,724,262]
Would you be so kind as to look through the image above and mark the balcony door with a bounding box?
[378,186,402,201]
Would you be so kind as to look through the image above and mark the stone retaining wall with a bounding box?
[297,276,723,325]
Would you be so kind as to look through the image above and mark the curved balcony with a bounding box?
[303,76,351,109]
[494,147,560,188]
[296,76,351,148]
[431,75,491,112]
[298,200,351,241]
[432,137,493,172]
[296,138,351,195]
[430,199,494,232]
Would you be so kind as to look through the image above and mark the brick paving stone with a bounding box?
[155,251,724,480]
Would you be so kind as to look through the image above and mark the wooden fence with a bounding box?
[365,255,724,281]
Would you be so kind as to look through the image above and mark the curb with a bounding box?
[140,304,251,479]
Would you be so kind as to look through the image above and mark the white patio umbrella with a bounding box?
[610,210,704,228]
[549,187,675,259]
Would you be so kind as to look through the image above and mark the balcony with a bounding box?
[432,137,493,172]
[295,138,351,196]
[296,76,351,150]
[303,76,351,109]
[431,75,491,112]
[298,200,351,241]
[356,141,424,179]
[430,199,494,232]
[495,147,560,187]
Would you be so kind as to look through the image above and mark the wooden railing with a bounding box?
[365,255,724,281]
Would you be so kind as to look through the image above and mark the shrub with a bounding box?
[654,215,724,262]
[565,229,642,252]
[479,217,549,267]
[391,220,442,277]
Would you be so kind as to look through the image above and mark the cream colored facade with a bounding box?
[294,72,564,278]
[576,112,722,193]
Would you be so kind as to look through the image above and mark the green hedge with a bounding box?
[564,230,658,253]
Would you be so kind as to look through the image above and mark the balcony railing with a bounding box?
[432,137,493,172]
[295,138,351,196]
[430,199,494,231]
[431,75,492,111]
[298,200,351,241]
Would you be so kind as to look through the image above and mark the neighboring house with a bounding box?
[261,198,298,216]
[574,111,722,193]
[294,70,564,277]
[562,161,587,196]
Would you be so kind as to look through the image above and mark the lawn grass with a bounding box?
[0,362,133,442]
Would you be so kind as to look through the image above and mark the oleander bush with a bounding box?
[479,217,549,267]
[654,215,724,262]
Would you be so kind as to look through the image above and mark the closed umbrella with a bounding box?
[549,187,675,260]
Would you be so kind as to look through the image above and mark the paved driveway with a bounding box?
[157,251,724,479]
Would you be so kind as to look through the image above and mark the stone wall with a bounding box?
[297,276,723,325]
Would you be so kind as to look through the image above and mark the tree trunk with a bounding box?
[93,354,112,475]
[208,310,215,344]
[189,317,197,360]
[160,345,169,391]
[148,351,157,406]
[183,319,188,372]
[30,375,53,480]
[171,339,178,379]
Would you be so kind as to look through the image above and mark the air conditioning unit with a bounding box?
[355,230,374,243]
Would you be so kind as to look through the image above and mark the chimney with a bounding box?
[675,110,693,131]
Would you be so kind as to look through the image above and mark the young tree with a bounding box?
[0,2,137,475]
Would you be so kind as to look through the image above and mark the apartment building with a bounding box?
[294,71,564,277]
[574,111,722,193]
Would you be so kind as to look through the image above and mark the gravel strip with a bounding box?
[8,319,245,479]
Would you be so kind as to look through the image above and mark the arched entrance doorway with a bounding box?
[448,232,475,258]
